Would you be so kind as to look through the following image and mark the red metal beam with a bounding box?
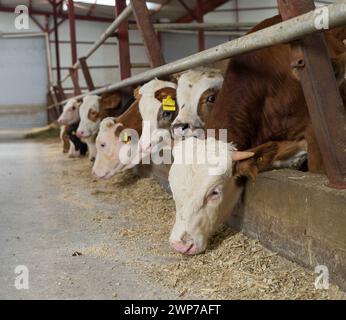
[52,0,61,84]
[130,0,165,68]
[79,57,96,91]
[69,68,81,96]
[196,0,205,52]
[116,0,131,80]
[177,0,198,21]
[67,0,78,65]
[278,0,346,188]
[176,0,230,23]
[0,5,114,23]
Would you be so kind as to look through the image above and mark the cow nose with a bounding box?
[76,130,84,138]
[170,240,198,255]
[172,123,190,137]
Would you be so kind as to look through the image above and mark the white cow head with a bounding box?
[169,137,254,255]
[76,95,101,138]
[172,67,224,139]
[138,79,177,157]
[92,117,140,179]
[57,98,80,126]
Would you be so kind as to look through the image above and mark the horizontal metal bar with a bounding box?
[48,1,346,109]
[158,29,246,36]
[151,22,256,31]
[52,63,150,70]
[49,40,144,46]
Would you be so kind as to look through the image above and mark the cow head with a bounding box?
[92,117,140,179]
[169,137,254,255]
[57,98,80,126]
[171,68,224,140]
[76,93,122,139]
[138,79,177,156]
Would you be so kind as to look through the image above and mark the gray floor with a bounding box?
[0,141,177,300]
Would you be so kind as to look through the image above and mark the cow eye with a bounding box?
[207,187,222,201]
[100,143,106,148]
[162,111,172,118]
[207,95,216,103]
[72,106,76,111]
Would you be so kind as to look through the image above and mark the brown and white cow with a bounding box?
[171,67,224,139]
[168,16,346,255]
[92,99,142,179]
[57,98,82,157]
[76,92,122,161]
[137,79,177,156]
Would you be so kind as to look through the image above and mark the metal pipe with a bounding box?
[52,0,61,84]
[48,1,346,108]
[135,22,256,31]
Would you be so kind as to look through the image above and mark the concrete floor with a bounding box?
[0,141,178,300]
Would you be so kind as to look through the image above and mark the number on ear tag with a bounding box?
[162,96,176,111]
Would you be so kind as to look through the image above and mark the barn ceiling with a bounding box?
[0,0,338,23]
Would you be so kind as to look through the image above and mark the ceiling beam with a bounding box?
[0,5,115,23]
[176,0,230,23]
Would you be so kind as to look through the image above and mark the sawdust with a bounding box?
[47,140,346,300]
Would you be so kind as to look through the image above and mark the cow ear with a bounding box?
[231,151,254,162]
[155,87,176,102]
[134,86,141,100]
[114,123,125,137]
[100,93,122,110]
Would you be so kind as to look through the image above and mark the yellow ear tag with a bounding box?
[162,96,176,111]
[123,132,131,144]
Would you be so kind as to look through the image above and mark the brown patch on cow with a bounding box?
[88,109,100,122]
[62,126,70,153]
[97,92,122,120]
[197,89,219,124]
[114,124,125,137]
[154,87,176,103]
[106,119,115,129]
[115,100,142,136]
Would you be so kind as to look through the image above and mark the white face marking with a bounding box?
[58,98,80,126]
[172,67,224,138]
[138,79,176,153]
[168,137,243,255]
[77,95,101,138]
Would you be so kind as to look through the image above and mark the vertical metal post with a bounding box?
[67,0,78,65]
[69,68,81,96]
[52,0,61,84]
[79,57,95,91]
[116,0,131,80]
[196,0,205,52]
[130,0,165,67]
[278,0,346,188]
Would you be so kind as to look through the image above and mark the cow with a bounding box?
[137,79,177,157]
[76,92,122,161]
[168,16,346,255]
[171,67,224,139]
[92,99,142,179]
[57,98,87,158]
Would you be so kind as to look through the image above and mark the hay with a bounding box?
[47,141,346,300]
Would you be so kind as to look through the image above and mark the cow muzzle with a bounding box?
[171,123,204,140]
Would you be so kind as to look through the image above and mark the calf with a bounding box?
[57,98,86,158]
[137,79,177,156]
[76,92,122,161]
[169,137,309,255]
[171,67,224,139]
[92,99,142,179]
